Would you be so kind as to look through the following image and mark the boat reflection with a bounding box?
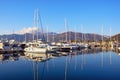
[0,48,119,80]
[24,52,52,80]
[0,53,19,62]
[24,52,52,62]
[113,47,120,54]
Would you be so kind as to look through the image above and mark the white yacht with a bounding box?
[47,42,59,52]
[58,43,71,52]
[24,42,47,53]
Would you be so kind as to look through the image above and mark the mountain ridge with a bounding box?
[0,31,109,42]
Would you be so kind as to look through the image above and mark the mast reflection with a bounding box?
[24,52,52,80]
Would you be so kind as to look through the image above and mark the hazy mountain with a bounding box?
[111,34,120,42]
[45,31,108,42]
[0,31,108,42]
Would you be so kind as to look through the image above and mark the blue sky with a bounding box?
[0,0,120,36]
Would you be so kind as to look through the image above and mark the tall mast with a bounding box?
[109,27,112,64]
[53,32,55,42]
[101,25,104,42]
[24,32,26,43]
[34,8,39,41]
[33,8,44,41]
[24,28,27,43]
[84,32,86,44]
[94,33,96,42]
[81,25,83,43]
[36,9,39,41]
[38,9,45,41]
[12,30,15,40]
[46,26,49,42]
[117,33,118,44]
[101,25,104,67]
[75,26,77,43]
[33,9,36,41]
[64,18,68,42]
[110,27,112,42]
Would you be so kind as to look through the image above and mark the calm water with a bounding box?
[0,49,120,80]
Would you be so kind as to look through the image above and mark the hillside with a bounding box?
[45,31,107,42]
[111,34,120,42]
[0,31,108,42]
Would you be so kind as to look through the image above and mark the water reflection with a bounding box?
[113,48,120,55]
[24,52,52,80]
[24,52,51,62]
[0,53,19,62]
[0,48,120,80]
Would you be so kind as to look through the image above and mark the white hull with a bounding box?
[69,45,79,50]
[24,47,47,53]
[47,45,59,51]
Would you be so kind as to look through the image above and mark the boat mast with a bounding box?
[38,9,45,41]
[110,27,111,41]
[84,32,86,44]
[33,8,45,42]
[75,26,77,43]
[64,18,68,42]
[94,32,96,44]
[109,27,112,64]
[33,9,36,41]
[25,32,26,43]
[101,25,104,67]
[13,30,15,40]
[81,25,83,43]
[33,8,39,41]
[53,32,55,42]
[46,25,49,42]
[36,9,39,41]
[101,26,104,43]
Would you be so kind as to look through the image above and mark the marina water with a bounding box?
[0,49,120,80]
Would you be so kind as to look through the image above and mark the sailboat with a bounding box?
[24,52,50,80]
[24,41,48,53]
[58,18,70,52]
[24,9,47,53]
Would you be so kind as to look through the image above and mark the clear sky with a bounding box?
[0,0,120,36]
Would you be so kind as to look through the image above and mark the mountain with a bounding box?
[111,34,120,42]
[0,31,108,42]
[45,31,107,42]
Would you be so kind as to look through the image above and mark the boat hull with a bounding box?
[24,47,47,53]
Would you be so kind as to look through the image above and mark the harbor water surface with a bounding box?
[0,49,120,80]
